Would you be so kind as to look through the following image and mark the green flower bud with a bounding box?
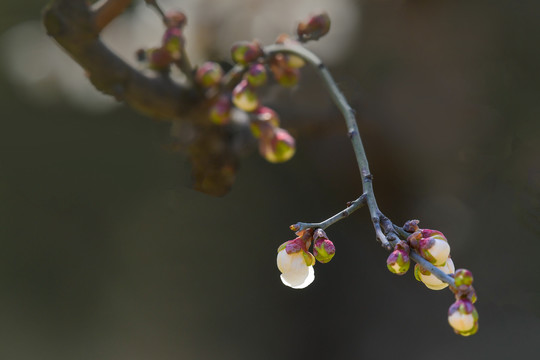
[230,41,263,65]
[250,107,280,138]
[454,268,474,287]
[313,229,335,263]
[147,47,173,71]
[232,80,259,112]
[162,27,184,60]
[387,249,410,275]
[196,62,223,88]
[209,95,232,125]
[246,64,267,87]
[258,128,296,163]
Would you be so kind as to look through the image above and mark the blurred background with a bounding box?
[1,0,539,359]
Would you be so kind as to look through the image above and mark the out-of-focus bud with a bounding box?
[386,241,410,275]
[231,41,263,65]
[209,95,232,125]
[276,238,315,289]
[454,268,474,287]
[313,229,335,263]
[270,54,300,87]
[419,237,450,266]
[414,258,455,290]
[297,12,331,42]
[246,64,268,87]
[165,10,187,29]
[250,107,280,138]
[162,27,184,60]
[232,79,259,112]
[259,128,296,163]
[196,62,223,88]
[147,47,173,71]
[448,299,479,336]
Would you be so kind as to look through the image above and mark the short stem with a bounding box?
[265,43,389,248]
[292,194,367,231]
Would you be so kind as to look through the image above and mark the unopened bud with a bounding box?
[270,55,300,87]
[386,249,410,275]
[297,12,331,42]
[414,258,455,290]
[232,80,259,112]
[231,41,263,65]
[250,107,280,138]
[246,64,268,87]
[419,237,450,266]
[259,128,296,163]
[162,27,184,60]
[196,62,223,88]
[209,95,232,125]
[165,10,187,29]
[313,229,335,263]
[421,229,447,242]
[147,47,173,71]
[448,299,479,336]
[454,268,474,287]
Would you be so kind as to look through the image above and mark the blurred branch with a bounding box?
[93,0,133,32]
[42,0,203,122]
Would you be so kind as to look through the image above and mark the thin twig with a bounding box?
[144,0,166,22]
[292,194,367,231]
[265,43,390,249]
[92,0,132,32]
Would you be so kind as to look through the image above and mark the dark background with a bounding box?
[1,0,539,359]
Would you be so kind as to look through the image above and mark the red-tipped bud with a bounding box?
[297,12,331,42]
[448,299,479,336]
[246,64,268,87]
[165,10,187,29]
[230,41,263,65]
[209,95,232,125]
[250,107,280,138]
[312,229,335,263]
[270,54,300,87]
[387,240,410,275]
[232,79,259,112]
[259,128,296,163]
[454,268,474,287]
[196,62,223,88]
[162,27,184,60]
[147,47,173,71]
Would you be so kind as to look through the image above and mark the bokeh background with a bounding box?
[1,0,539,359]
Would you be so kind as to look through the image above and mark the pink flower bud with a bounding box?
[162,27,184,60]
[147,47,173,71]
[232,80,259,112]
[313,229,335,263]
[246,64,268,87]
[387,249,410,275]
[258,128,296,163]
[250,107,280,138]
[297,12,331,42]
[454,268,474,287]
[209,95,232,125]
[230,41,263,65]
[165,10,187,29]
[448,299,479,336]
[196,62,223,88]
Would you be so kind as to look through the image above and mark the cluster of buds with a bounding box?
[200,12,331,163]
[276,227,335,289]
[448,269,478,336]
[136,10,187,72]
[385,220,479,336]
